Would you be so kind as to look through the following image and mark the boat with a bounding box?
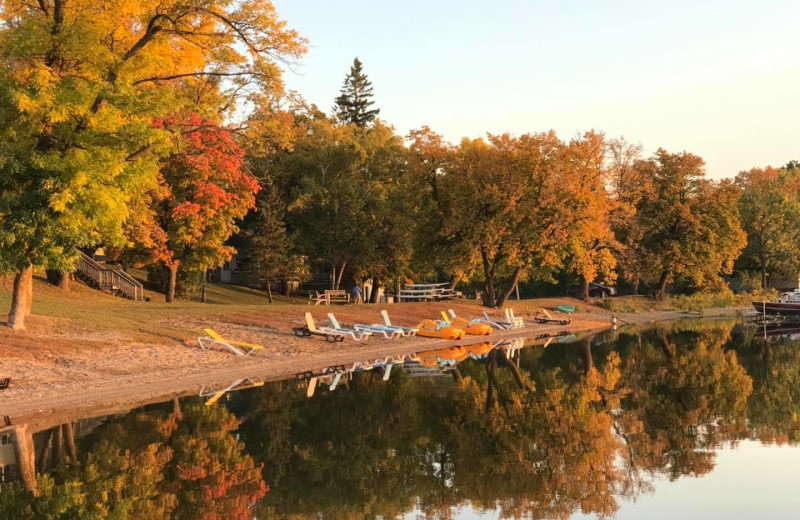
[416,319,466,340]
[752,290,800,316]
[413,346,468,367]
[442,311,492,336]
[555,304,576,314]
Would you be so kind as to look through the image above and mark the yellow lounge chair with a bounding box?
[198,329,263,357]
[200,377,264,405]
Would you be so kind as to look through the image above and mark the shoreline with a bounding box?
[0,287,756,425]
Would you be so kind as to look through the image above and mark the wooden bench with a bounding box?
[308,290,351,305]
[325,290,350,304]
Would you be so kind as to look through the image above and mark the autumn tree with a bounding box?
[445,132,569,308]
[279,116,409,293]
[0,0,306,327]
[633,149,746,298]
[406,127,479,288]
[334,58,380,127]
[561,132,619,300]
[735,166,800,288]
[127,115,259,302]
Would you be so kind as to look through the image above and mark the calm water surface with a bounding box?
[3,319,800,519]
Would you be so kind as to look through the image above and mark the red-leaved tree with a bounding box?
[128,114,259,302]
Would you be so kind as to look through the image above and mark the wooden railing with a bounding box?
[75,251,144,301]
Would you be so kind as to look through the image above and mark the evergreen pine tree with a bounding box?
[250,181,291,303]
[334,57,380,127]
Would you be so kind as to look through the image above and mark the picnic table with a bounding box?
[397,283,460,301]
[308,289,351,305]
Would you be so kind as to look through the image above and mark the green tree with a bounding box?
[333,58,380,127]
[735,166,800,288]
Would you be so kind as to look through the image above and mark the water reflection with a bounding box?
[2,319,800,519]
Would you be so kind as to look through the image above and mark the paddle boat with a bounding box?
[555,304,576,314]
[413,346,468,367]
[416,318,466,340]
[463,342,494,359]
[442,311,492,336]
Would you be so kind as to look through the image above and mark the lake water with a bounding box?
[3,319,800,519]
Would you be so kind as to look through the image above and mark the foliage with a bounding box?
[735,166,800,288]
[0,0,305,321]
[127,114,259,301]
[632,149,746,298]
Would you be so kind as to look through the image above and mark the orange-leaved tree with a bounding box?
[127,115,259,302]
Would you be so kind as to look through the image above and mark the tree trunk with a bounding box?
[760,254,768,289]
[481,245,495,307]
[582,337,594,371]
[53,424,63,466]
[494,266,523,309]
[201,275,207,303]
[45,269,70,291]
[334,260,346,290]
[172,397,183,420]
[37,429,54,472]
[369,276,381,303]
[12,425,37,495]
[448,273,460,291]
[7,264,33,330]
[655,269,670,299]
[266,278,273,303]
[64,422,77,465]
[631,276,640,296]
[166,263,179,303]
[500,355,528,390]
[484,350,497,413]
[578,274,590,301]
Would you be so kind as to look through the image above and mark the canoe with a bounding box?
[555,304,576,314]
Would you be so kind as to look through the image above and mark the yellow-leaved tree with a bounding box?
[0,0,306,328]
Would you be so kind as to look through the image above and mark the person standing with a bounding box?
[351,284,362,303]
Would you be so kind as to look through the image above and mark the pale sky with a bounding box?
[274,0,799,179]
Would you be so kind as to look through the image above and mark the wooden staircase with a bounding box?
[75,251,144,301]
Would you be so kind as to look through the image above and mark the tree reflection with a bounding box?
[0,401,265,520]
[0,320,780,520]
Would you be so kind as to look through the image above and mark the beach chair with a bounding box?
[293,313,345,342]
[534,308,571,326]
[321,313,372,342]
[380,310,419,336]
[199,377,264,406]
[505,308,525,328]
[481,311,512,330]
[354,319,405,339]
[198,329,263,356]
[0,378,9,391]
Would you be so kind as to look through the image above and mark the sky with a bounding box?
[273,0,799,179]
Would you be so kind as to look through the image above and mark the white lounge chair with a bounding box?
[293,313,345,342]
[354,321,405,339]
[380,310,419,336]
[481,311,512,330]
[321,313,372,341]
[198,329,263,356]
[505,308,525,328]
